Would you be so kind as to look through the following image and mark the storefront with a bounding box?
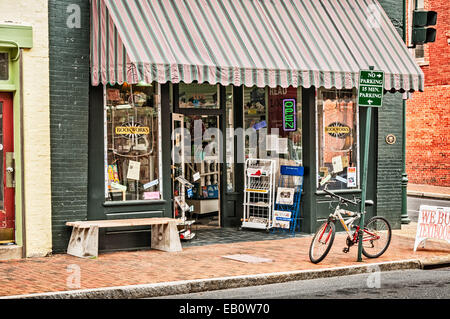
[87,0,424,251]
[0,0,52,260]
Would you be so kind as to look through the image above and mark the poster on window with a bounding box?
[332,155,343,173]
[347,167,357,188]
[127,160,141,181]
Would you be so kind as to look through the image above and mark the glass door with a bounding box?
[184,114,220,228]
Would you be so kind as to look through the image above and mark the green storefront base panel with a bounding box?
[99,210,165,252]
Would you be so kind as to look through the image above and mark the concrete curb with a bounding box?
[407,190,450,200]
[1,258,429,299]
[419,255,450,269]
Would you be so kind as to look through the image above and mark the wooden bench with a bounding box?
[65,218,182,258]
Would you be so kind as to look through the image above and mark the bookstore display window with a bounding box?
[317,88,359,190]
[179,83,219,109]
[243,86,302,164]
[105,82,161,201]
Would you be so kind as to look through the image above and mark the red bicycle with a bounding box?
[309,186,391,264]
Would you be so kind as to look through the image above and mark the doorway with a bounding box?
[0,93,15,243]
[172,113,221,230]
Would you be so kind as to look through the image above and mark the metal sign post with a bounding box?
[357,67,384,262]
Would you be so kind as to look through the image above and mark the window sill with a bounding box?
[415,59,429,67]
[315,189,362,196]
[103,200,167,207]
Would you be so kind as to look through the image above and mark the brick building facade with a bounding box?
[406,0,450,187]
[47,0,415,254]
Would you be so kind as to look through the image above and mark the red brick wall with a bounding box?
[406,0,450,187]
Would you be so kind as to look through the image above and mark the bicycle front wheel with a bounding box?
[309,221,335,264]
[362,216,392,258]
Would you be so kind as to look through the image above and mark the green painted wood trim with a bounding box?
[14,57,24,249]
[88,84,172,220]
[0,24,33,49]
[0,49,24,248]
[301,87,317,234]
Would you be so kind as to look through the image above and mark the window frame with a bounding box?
[315,88,361,191]
[408,0,429,65]
[0,52,9,82]
[103,82,163,203]
[174,83,221,114]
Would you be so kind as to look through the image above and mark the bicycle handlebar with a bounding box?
[322,186,359,206]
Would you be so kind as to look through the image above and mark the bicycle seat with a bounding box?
[365,200,374,207]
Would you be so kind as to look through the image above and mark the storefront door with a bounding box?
[0,92,14,243]
[172,112,221,228]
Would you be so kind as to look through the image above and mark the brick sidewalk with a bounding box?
[0,224,449,298]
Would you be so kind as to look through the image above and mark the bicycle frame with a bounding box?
[322,205,381,244]
[329,205,360,238]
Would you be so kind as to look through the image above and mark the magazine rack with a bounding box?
[272,165,304,235]
[174,176,196,240]
[241,159,276,231]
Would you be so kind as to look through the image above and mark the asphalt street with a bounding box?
[155,267,450,299]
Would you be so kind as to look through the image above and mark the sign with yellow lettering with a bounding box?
[115,126,150,135]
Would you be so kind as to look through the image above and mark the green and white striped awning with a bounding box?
[91,0,424,92]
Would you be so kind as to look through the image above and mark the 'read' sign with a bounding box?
[414,205,450,251]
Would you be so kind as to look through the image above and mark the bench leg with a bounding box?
[151,221,182,252]
[67,226,99,258]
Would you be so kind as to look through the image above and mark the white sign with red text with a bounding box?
[414,205,450,251]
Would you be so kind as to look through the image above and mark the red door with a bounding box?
[0,93,14,242]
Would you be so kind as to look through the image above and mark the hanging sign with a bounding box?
[282,99,296,132]
[414,205,450,251]
[358,70,385,108]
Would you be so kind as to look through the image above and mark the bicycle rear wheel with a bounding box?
[309,221,335,264]
[362,216,392,258]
